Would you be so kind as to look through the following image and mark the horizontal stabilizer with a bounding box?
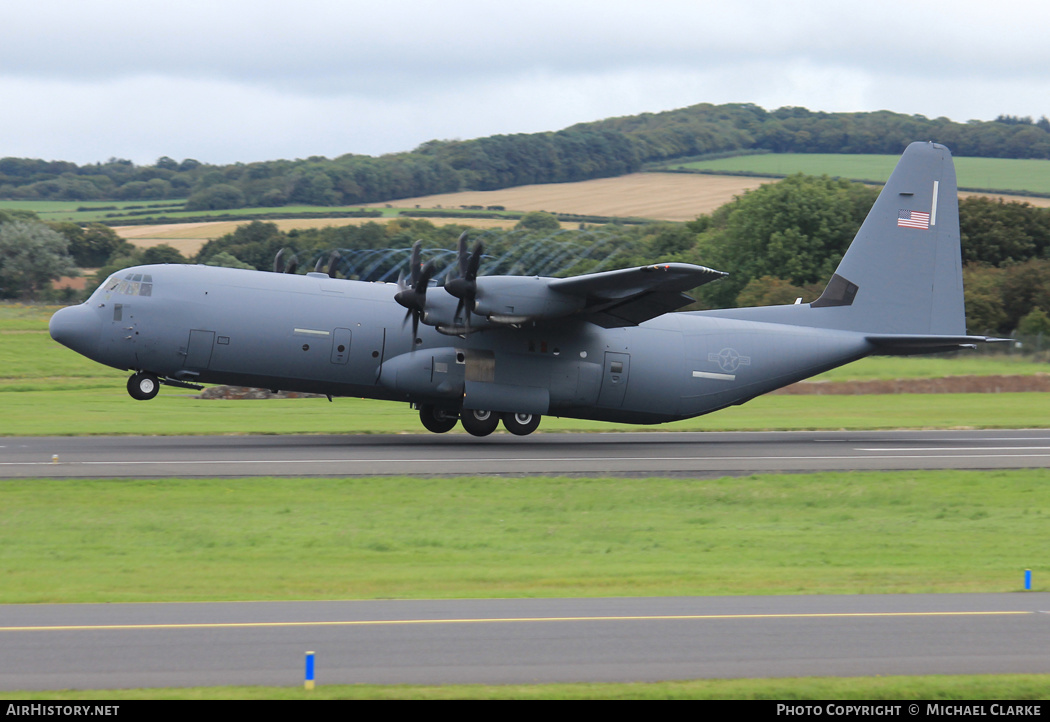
[866,334,1010,355]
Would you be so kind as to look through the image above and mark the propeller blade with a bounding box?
[416,259,437,291]
[466,241,483,280]
[326,250,341,278]
[456,232,469,278]
[273,248,299,274]
[394,244,434,349]
[445,236,483,330]
[409,240,422,287]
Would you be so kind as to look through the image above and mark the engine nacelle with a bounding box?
[471,276,584,321]
[378,347,465,397]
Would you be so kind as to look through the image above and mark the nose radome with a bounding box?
[49,304,102,360]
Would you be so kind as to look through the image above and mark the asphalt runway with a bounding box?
[2,594,1047,690]
[2,429,1050,478]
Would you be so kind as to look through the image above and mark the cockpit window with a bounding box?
[101,273,154,297]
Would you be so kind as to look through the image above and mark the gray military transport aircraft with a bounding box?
[49,142,998,436]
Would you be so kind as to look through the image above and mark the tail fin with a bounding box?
[811,141,965,335]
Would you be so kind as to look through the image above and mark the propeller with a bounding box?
[394,241,437,341]
[315,250,341,278]
[444,231,484,327]
[273,248,298,274]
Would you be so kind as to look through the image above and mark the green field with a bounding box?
[7,675,1049,700]
[0,199,521,225]
[665,154,1050,195]
[2,470,1045,604]
[0,199,391,224]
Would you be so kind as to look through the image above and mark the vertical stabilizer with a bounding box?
[811,141,965,335]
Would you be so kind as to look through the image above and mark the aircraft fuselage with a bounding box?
[51,264,876,426]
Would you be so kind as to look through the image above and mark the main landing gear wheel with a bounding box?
[419,405,457,434]
[502,412,541,436]
[460,409,499,437]
[127,372,160,401]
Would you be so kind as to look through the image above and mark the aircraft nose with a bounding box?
[49,304,102,359]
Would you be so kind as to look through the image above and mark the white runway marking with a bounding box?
[4,453,1050,468]
[859,447,1050,452]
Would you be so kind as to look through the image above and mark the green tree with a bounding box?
[694,174,878,307]
[185,183,246,211]
[1016,307,1050,337]
[48,222,130,267]
[999,258,1050,331]
[735,276,816,307]
[959,197,1049,266]
[0,221,79,299]
[962,264,1007,335]
[141,244,187,265]
[195,221,287,270]
[515,211,561,232]
[648,224,697,257]
[204,251,255,270]
[0,208,40,224]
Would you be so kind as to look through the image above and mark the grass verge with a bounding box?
[5,675,1049,700]
[2,471,1045,604]
[4,389,1049,435]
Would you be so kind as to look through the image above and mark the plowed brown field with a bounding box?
[365,172,772,222]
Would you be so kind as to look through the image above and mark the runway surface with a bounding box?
[2,429,1050,478]
[2,594,1047,690]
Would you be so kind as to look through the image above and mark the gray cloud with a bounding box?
[1,0,1047,164]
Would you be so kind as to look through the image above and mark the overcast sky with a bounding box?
[2,0,1048,166]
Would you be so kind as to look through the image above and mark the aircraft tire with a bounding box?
[460,409,499,437]
[419,405,457,434]
[127,372,160,401]
[502,412,541,436]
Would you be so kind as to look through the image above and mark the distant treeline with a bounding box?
[3,104,1049,208]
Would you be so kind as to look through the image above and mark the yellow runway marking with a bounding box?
[0,610,1034,632]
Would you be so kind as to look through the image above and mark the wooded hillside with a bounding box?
[3,104,1048,208]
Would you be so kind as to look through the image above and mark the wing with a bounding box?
[408,257,726,335]
[549,263,727,327]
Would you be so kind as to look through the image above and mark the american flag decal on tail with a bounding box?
[897,209,930,230]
